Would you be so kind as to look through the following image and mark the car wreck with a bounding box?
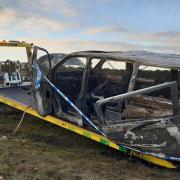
[32,46,180,160]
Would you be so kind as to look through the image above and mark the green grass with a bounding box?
[0,114,180,179]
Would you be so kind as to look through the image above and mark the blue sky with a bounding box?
[0,0,180,60]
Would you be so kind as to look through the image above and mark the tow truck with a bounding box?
[0,40,33,88]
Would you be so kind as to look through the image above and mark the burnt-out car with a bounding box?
[32,46,180,159]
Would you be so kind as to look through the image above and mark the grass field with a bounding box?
[0,113,180,179]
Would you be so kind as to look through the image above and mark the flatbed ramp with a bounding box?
[0,87,177,169]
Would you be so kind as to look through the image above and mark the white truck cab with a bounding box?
[3,71,21,87]
[0,60,22,88]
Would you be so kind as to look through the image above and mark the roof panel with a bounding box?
[69,50,180,69]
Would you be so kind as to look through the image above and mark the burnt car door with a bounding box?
[32,46,53,116]
[32,47,89,125]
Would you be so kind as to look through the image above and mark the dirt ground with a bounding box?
[0,114,180,180]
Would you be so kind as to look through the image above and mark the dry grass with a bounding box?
[0,114,180,179]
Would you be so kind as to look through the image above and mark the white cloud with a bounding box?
[1,37,180,63]
[16,37,180,54]
[0,1,180,56]
[27,0,78,17]
[18,16,76,32]
[125,31,180,47]
[85,25,127,35]
[0,0,79,17]
[83,24,180,49]
[0,6,78,38]
[36,0,78,17]
[0,8,18,27]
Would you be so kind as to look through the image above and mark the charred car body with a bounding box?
[32,47,180,159]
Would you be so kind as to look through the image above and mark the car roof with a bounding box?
[68,50,180,69]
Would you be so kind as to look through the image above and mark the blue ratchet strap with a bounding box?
[32,64,106,137]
